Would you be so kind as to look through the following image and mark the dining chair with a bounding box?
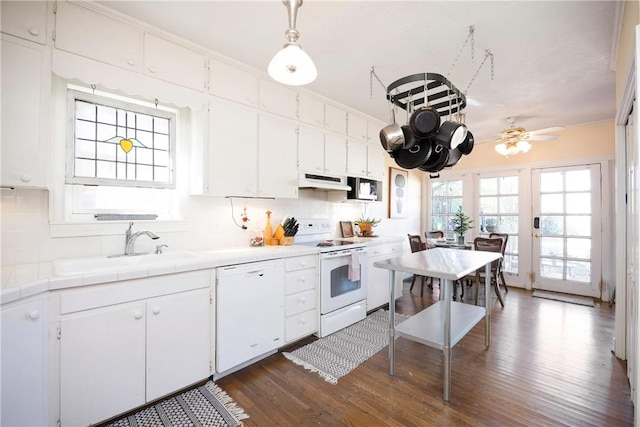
[424,230,444,248]
[472,237,505,307]
[407,234,429,297]
[489,232,509,292]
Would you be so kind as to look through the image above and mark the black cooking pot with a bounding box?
[409,105,440,138]
[445,147,463,168]
[418,144,450,173]
[393,138,433,169]
[434,120,467,149]
[400,124,420,150]
[458,130,475,155]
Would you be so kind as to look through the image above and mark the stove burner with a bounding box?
[317,241,335,247]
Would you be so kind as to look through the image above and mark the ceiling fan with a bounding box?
[493,117,565,156]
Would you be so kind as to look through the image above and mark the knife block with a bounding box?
[283,236,294,246]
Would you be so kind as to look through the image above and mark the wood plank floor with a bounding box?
[217,282,635,426]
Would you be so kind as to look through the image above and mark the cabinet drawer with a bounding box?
[285,289,316,317]
[285,309,318,343]
[284,254,317,272]
[368,242,403,258]
[285,269,317,295]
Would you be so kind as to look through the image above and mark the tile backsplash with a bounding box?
[1,186,417,266]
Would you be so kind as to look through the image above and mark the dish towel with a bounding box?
[349,251,360,281]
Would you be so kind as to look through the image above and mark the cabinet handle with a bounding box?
[148,67,157,74]
[297,277,306,283]
[298,297,306,303]
[250,343,258,348]
[298,318,307,325]
[19,174,31,183]
[152,306,161,315]
[127,59,136,67]
[27,310,39,320]
[299,263,307,268]
[28,27,40,37]
[133,311,144,320]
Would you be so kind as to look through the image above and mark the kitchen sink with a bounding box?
[53,251,200,276]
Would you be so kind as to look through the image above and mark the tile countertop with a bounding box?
[0,245,320,305]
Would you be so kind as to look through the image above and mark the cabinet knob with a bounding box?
[19,174,31,182]
[148,67,157,74]
[133,311,144,319]
[28,27,40,37]
[151,306,161,315]
[298,318,307,325]
[127,59,136,66]
[27,310,39,320]
[298,297,306,303]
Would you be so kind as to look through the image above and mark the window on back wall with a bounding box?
[430,179,463,239]
[67,89,176,189]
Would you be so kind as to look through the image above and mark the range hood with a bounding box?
[298,173,351,191]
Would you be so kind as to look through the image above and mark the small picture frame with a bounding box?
[340,221,354,238]
[389,167,408,219]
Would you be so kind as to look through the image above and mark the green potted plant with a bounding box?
[355,217,381,237]
[451,207,473,244]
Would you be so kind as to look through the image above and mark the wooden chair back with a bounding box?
[473,237,503,270]
[489,232,508,257]
[425,230,444,239]
[407,234,425,253]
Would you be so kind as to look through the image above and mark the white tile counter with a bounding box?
[1,245,319,304]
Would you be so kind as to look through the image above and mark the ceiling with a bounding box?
[97,0,619,144]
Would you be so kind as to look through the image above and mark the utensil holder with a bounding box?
[283,236,294,246]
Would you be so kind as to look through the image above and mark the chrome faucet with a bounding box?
[124,222,160,256]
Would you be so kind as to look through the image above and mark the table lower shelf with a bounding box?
[394,301,485,349]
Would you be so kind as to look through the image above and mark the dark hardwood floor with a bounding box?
[218,282,635,426]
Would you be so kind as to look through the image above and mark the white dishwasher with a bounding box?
[216,259,284,373]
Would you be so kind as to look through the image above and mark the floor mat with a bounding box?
[532,290,595,307]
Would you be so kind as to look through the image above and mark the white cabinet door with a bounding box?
[1,36,49,187]
[146,289,210,401]
[207,98,258,196]
[209,58,258,107]
[298,125,325,174]
[347,113,368,141]
[259,79,297,119]
[1,299,47,427]
[144,33,206,91]
[367,244,404,311]
[55,1,141,71]
[347,140,368,177]
[367,120,382,145]
[298,93,324,127]
[324,104,347,134]
[324,134,347,177]
[61,301,146,427]
[367,145,386,180]
[258,115,298,198]
[1,1,48,44]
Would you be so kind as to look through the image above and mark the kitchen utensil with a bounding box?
[409,73,440,138]
[458,130,475,155]
[393,138,433,169]
[445,147,463,168]
[418,143,450,172]
[379,100,405,152]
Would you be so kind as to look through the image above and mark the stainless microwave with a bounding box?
[347,177,382,201]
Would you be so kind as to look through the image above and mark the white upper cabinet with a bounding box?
[367,145,386,180]
[143,33,206,91]
[347,113,368,141]
[298,125,325,174]
[324,104,347,134]
[1,1,48,45]
[55,1,142,71]
[368,120,383,145]
[324,134,347,177]
[259,115,298,198]
[209,58,258,107]
[207,98,259,197]
[347,140,368,177]
[298,93,324,127]
[259,79,297,119]
[1,36,50,188]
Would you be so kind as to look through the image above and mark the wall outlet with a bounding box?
[210,220,221,233]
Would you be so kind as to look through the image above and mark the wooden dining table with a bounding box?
[374,247,501,402]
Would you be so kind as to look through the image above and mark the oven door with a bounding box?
[320,247,367,314]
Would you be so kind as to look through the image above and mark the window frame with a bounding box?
[66,89,177,189]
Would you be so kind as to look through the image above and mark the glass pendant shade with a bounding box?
[268,42,317,86]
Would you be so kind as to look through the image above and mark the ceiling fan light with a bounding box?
[268,43,317,86]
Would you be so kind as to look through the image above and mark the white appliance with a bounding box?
[216,260,284,373]
[295,218,367,337]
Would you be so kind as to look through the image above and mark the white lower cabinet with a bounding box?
[1,297,48,427]
[58,272,210,426]
[367,241,404,311]
[284,255,319,343]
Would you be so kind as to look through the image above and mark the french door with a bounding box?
[531,165,602,297]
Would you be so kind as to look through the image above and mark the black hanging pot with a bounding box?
[418,144,450,173]
[400,124,420,150]
[458,130,475,155]
[409,105,440,138]
[433,120,468,150]
[393,138,433,169]
[445,147,463,168]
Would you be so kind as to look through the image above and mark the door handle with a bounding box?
[533,232,541,238]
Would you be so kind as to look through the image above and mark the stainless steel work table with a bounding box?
[374,247,502,402]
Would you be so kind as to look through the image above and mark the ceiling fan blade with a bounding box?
[527,134,559,141]
[528,126,565,135]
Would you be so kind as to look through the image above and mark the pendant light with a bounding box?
[268,0,317,86]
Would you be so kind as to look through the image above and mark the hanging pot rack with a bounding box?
[386,72,466,117]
